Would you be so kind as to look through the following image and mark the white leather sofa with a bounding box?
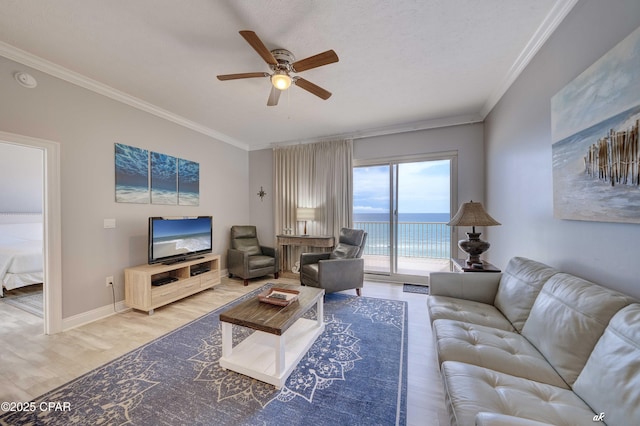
[428,257,640,426]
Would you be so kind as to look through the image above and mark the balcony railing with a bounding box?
[353,221,451,259]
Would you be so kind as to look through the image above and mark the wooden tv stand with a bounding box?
[125,254,220,315]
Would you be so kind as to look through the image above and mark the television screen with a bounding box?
[148,216,212,264]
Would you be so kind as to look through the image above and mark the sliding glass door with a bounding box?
[353,154,456,280]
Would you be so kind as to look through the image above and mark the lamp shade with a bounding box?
[447,201,501,227]
[296,208,316,221]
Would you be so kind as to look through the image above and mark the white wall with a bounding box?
[0,142,43,213]
[0,56,250,318]
[484,0,640,298]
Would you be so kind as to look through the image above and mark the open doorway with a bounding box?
[0,143,45,323]
[0,131,62,334]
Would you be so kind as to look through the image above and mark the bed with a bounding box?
[0,220,43,297]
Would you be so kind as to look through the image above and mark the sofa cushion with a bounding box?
[494,257,558,332]
[573,303,640,426]
[441,361,596,426]
[475,413,557,426]
[428,296,515,331]
[521,272,635,386]
[433,319,568,389]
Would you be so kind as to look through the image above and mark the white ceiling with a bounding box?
[0,0,576,150]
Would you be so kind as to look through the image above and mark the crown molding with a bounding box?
[0,41,248,151]
[259,113,483,151]
[480,0,579,119]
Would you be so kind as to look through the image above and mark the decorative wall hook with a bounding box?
[257,186,267,201]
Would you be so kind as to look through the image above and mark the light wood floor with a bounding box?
[0,276,448,425]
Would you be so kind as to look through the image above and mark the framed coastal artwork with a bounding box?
[115,143,199,205]
[115,143,150,203]
[551,25,640,223]
[151,152,178,205]
[178,159,200,206]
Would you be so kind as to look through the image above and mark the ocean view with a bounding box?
[353,213,451,259]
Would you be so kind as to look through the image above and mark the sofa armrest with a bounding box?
[300,252,331,266]
[475,412,555,426]
[429,272,502,305]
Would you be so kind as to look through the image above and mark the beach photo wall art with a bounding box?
[178,159,200,206]
[151,152,178,205]
[115,143,200,205]
[551,25,640,224]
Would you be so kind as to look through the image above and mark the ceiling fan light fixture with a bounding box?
[271,71,292,90]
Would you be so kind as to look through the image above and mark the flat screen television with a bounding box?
[148,216,213,264]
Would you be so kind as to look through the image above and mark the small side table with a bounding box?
[451,258,501,273]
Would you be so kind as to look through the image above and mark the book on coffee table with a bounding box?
[258,288,300,306]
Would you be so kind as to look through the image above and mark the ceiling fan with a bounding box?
[217,30,339,106]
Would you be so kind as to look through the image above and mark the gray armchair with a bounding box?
[300,228,367,296]
[228,225,279,286]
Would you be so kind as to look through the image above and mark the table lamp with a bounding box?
[447,201,501,265]
[296,208,316,235]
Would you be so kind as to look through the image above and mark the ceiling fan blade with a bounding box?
[294,78,332,100]
[217,72,268,81]
[239,30,278,66]
[267,86,281,106]
[291,50,339,72]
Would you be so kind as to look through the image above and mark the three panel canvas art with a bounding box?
[115,143,200,205]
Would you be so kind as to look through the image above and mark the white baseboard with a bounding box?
[62,269,229,331]
[62,300,130,331]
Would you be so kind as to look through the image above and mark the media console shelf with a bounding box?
[125,254,220,315]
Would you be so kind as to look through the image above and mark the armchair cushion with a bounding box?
[329,228,366,259]
[329,243,360,259]
[248,255,275,269]
[233,237,262,256]
[230,225,262,256]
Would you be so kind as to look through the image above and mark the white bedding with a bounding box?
[0,222,43,296]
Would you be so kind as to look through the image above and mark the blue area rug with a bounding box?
[1,285,408,425]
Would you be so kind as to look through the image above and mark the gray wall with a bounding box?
[249,148,276,246]
[0,143,43,213]
[484,0,640,299]
[249,122,485,257]
[0,56,250,318]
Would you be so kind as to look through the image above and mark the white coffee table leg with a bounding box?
[275,334,285,377]
[222,322,232,358]
[316,296,324,328]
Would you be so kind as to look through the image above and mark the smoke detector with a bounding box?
[14,72,38,88]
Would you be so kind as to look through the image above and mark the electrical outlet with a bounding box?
[106,276,114,287]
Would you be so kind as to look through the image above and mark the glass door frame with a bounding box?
[354,151,458,283]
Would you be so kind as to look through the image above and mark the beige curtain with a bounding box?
[274,139,353,270]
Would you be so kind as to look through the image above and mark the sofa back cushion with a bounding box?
[573,303,640,426]
[494,257,558,332]
[521,273,634,386]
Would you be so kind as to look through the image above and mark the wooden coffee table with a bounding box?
[219,284,325,388]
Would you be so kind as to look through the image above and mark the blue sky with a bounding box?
[353,160,450,214]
